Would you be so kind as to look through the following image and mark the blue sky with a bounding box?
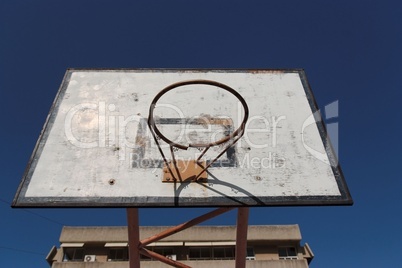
[1,0,402,267]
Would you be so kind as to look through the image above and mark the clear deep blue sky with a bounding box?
[1,1,401,267]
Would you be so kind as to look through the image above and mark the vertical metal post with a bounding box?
[127,208,140,268]
[235,207,249,268]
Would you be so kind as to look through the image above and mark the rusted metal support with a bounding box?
[235,207,249,268]
[140,248,191,268]
[127,208,141,268]
[128,207,237,268]
[140,207,234,247]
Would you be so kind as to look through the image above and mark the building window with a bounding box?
[189,247,212,260]
[246,247,256,260]
[189,247,235,260]
[152,247,174,257]
[212,247,235,260]
[278,247,298,260]
[63,248,84,262]
[108,248,129,261]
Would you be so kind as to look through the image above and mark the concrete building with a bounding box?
[46,225,313,268]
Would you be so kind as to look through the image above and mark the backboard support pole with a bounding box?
[235,207,249,268]
[127,208,140,268]
[140,207,234,247]
[127,207,236,267]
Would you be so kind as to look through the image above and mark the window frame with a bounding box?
[107,247,129,262]
[62,247,84,262]
[246,247,256,260]
[188,247,212,260]
[278,246,298,260]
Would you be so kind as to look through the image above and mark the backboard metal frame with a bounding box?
[13,69,353,208]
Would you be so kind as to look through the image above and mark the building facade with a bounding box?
[46,225,313,268]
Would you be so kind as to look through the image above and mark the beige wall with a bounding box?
[48,225,312,267]
[52,260,309,268]
[59,225,302,243]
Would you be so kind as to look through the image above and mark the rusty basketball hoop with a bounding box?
[148,80,249,183]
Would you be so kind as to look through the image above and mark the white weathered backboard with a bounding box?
[13,69,352,207]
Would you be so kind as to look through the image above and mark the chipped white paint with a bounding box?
[15,70,347,207]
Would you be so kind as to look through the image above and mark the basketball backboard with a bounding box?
[13,69,352,207]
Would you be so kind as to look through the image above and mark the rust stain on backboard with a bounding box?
[162,160,208,183]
